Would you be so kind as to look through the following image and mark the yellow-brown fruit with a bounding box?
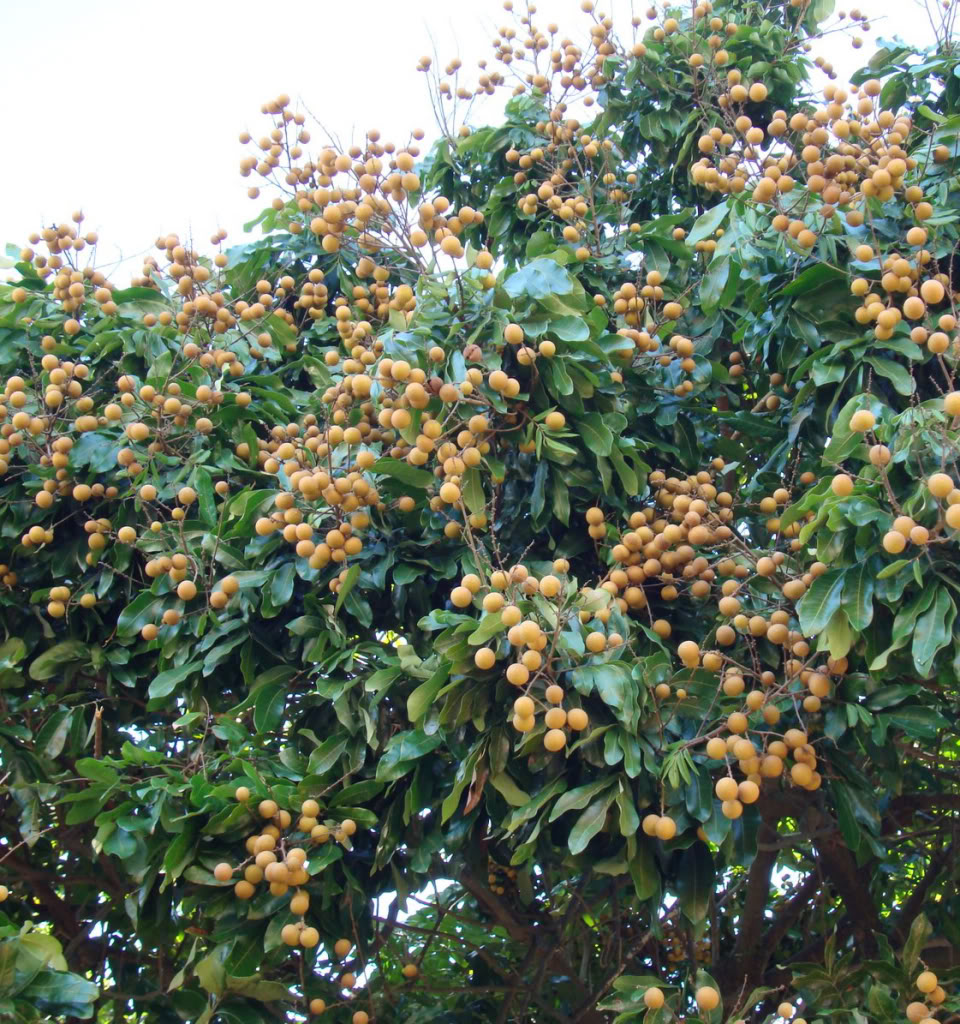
[916,972,938,994]
[644,988,665,1009]
[402,963,419,978]
[831,473,853,497]
[696,987,721,1012]
[928,473,953,499]
[849,409,875,432]
[567,708,588,731]
[475,647,496,669]
[214,862,233,881]
[655,815,676,840]
[544,728,567,752]
[585,631,606,653]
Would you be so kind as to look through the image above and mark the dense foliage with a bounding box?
[1,2,959,1023]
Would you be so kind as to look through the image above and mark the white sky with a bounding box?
[0,0,938,282]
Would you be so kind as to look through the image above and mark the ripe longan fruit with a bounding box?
[544,728,566,751]
[567,708,588,731]
[849,409,875,432]
[655,815,676,840]
[916,972,938,994]
[831,473,853,496]
[644,988,665,1009]
[585,631,606,653]
[696,987,721,1012]
[214,862,233,881]
[928,473,953,498]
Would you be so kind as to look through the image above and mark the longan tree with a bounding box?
[1,1,959,1023]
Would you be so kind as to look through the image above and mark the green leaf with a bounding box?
[797,568,846,636]
[489,772,530,806]
[550,778,616,822]
[194,467,217,528]
[617,781,640,836]
[883,706,950,740]
[461,467,486,514]
[372,457,434,489]
[334,564,360,615]
[253,683,287,734]
[901,913,932,974]
[687,203,729,245]
[676,842,714,924]
[29,641,89,681]
[74,757,119,784]
[504,257,577,302]
[149,661,202,699]
[568,786,618,855]
[699,254,731,312]
[549,316,589,341]
[407,665,450,722]
[912,587,955,675]
[269,563,295,609]
[195,952,226,996]
[576,413,614,456]
[866,355,914,396]
[467,613,505,645]
[843,563,875,631]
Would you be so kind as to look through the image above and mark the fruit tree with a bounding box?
[0,1,959,1022]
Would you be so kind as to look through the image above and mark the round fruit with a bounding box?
[655,815,676,840]
[334,938,352,958]
[214,862,233,881]
[928,473,953,498]
[567,708,588,730]
[644,988,664,1009]
[916,972,937,994]
[696,986,721,1011]
[544,728,567,751]
[831,473,853,497]
[849,409,875,432]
